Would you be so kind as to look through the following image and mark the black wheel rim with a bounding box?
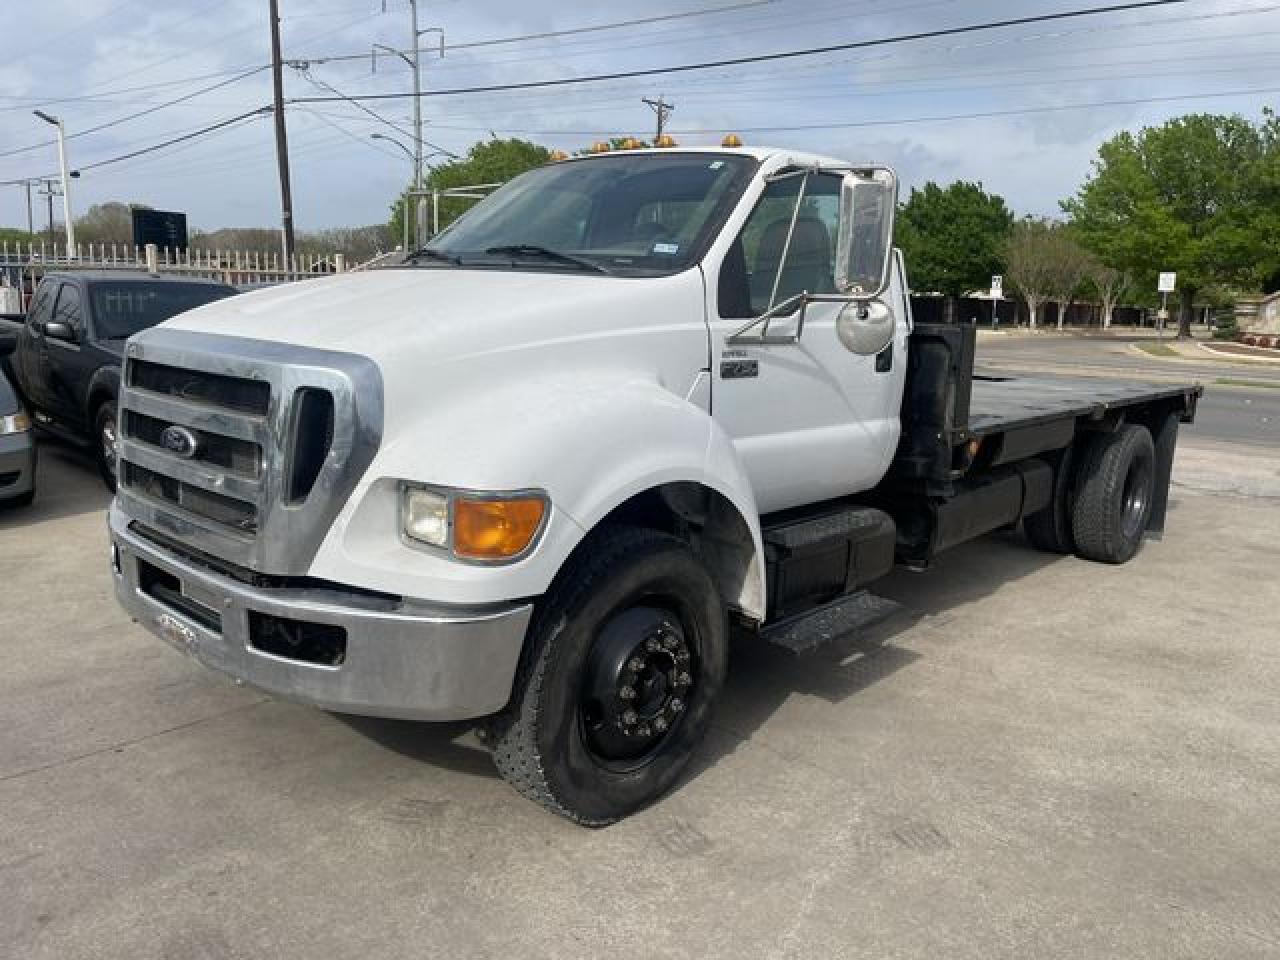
[579,603,696,772]
[1120,457,1152,539]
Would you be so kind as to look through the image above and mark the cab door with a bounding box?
[41,280,90,425]
[706,169,905,515]
[15,280,57,412]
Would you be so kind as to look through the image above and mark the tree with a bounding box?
[1063,112,1276,338]
[1003,219,1058,328]
[895,181,1014,321]
[75,201,148,246]
[1050,230,1093,329]
[390,137,551,242]
[1089,261,1131,329]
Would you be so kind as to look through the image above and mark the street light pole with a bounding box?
[373,132,414,250]
[33,110,74,252]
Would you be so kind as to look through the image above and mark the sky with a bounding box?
[1,0,1277,236]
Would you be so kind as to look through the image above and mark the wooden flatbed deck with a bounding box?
[967,374,1202,436]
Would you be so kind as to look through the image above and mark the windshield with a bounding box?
[90,281,236,340]
[420,152,759,276]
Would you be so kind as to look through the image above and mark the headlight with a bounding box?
[402,485,548,562]
[403,488,449,548]
[0,411,31,435]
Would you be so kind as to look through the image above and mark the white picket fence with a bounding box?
[0,241,352,299]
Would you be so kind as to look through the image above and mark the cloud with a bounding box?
[1,0,1277,233]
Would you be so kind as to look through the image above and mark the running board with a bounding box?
[761,590,902,654]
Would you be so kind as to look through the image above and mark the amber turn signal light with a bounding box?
[453,496,547,560]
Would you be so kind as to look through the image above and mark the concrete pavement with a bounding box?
[2,433,1278,959]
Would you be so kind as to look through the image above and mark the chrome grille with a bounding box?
[116,330,383,575]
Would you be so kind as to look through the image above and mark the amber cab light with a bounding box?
[453,496,547,560]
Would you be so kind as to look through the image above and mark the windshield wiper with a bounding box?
[403,247,462,266]
[484,244,611,275]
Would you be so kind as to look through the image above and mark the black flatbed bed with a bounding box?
[967,374,1203,436]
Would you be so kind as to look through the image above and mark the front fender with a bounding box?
[85,364,121,421]
[309,373,766,618]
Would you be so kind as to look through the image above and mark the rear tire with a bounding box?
[1071,424,1155,564]
[1024,443,1078,554]
[93,402,118,493]
[487,526,727,826]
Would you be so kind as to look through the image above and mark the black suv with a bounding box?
[1,272,236,490]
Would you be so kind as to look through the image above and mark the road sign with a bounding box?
[132,208,188,252]
[991,274,1003,299]
[1158,272,1177,294]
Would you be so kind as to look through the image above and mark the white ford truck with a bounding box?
[109,145,1200,824]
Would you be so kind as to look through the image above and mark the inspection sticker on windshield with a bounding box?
[709,161,725,169]
[653,242,680,255]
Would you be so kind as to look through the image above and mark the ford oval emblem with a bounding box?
[160,425,199,459]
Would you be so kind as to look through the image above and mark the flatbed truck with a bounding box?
[107,145,1201,824]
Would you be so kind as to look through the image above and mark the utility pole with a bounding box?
[268,0,295,263]
[409,0,423,194]
[23,181,33,235]
[643,95,675,141]
[38,180,57,242]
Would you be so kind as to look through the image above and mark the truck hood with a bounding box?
[159,266,701,371]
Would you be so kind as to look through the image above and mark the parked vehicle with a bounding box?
[0,332,36,507]
[0,272,237,490]
[107,146,1201,824]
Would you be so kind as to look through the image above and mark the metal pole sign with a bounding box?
[990,275,1003,329]
[1157,272,1176,336]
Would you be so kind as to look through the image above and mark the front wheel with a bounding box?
[94,402,119,493]
[487,526,727,826]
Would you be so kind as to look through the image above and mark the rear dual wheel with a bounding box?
[487,526,727,826]
[1071,423,1156,565]
[1026,423,1159,565]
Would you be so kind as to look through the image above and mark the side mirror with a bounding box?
[836,300,894,356]
[835,168,898,299]
[44,321,76,342]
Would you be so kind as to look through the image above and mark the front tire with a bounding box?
[1071,424,1155,564]
[93,402,119,493]
[488,526,727,826]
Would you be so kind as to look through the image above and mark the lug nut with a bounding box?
[636,724,651,738]
[622,709,638,726]
[670,698,684,713]
[646,637,661,653]
[653,716,668,732]
[628,657,645,673]
[619,685,636,701]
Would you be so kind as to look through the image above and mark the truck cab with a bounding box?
[108,146,1199,824]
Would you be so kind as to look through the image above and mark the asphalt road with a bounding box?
[976,334,1280,448]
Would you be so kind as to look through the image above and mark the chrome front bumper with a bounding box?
[109,504,532,721]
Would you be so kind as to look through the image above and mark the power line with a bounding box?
[0,67,271,161]
[412,84,1280,138]
[288,63,457,157]
[285,0,1199,105]
[0,108,271,185]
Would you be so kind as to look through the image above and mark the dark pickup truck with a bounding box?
[0,272,237,490]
